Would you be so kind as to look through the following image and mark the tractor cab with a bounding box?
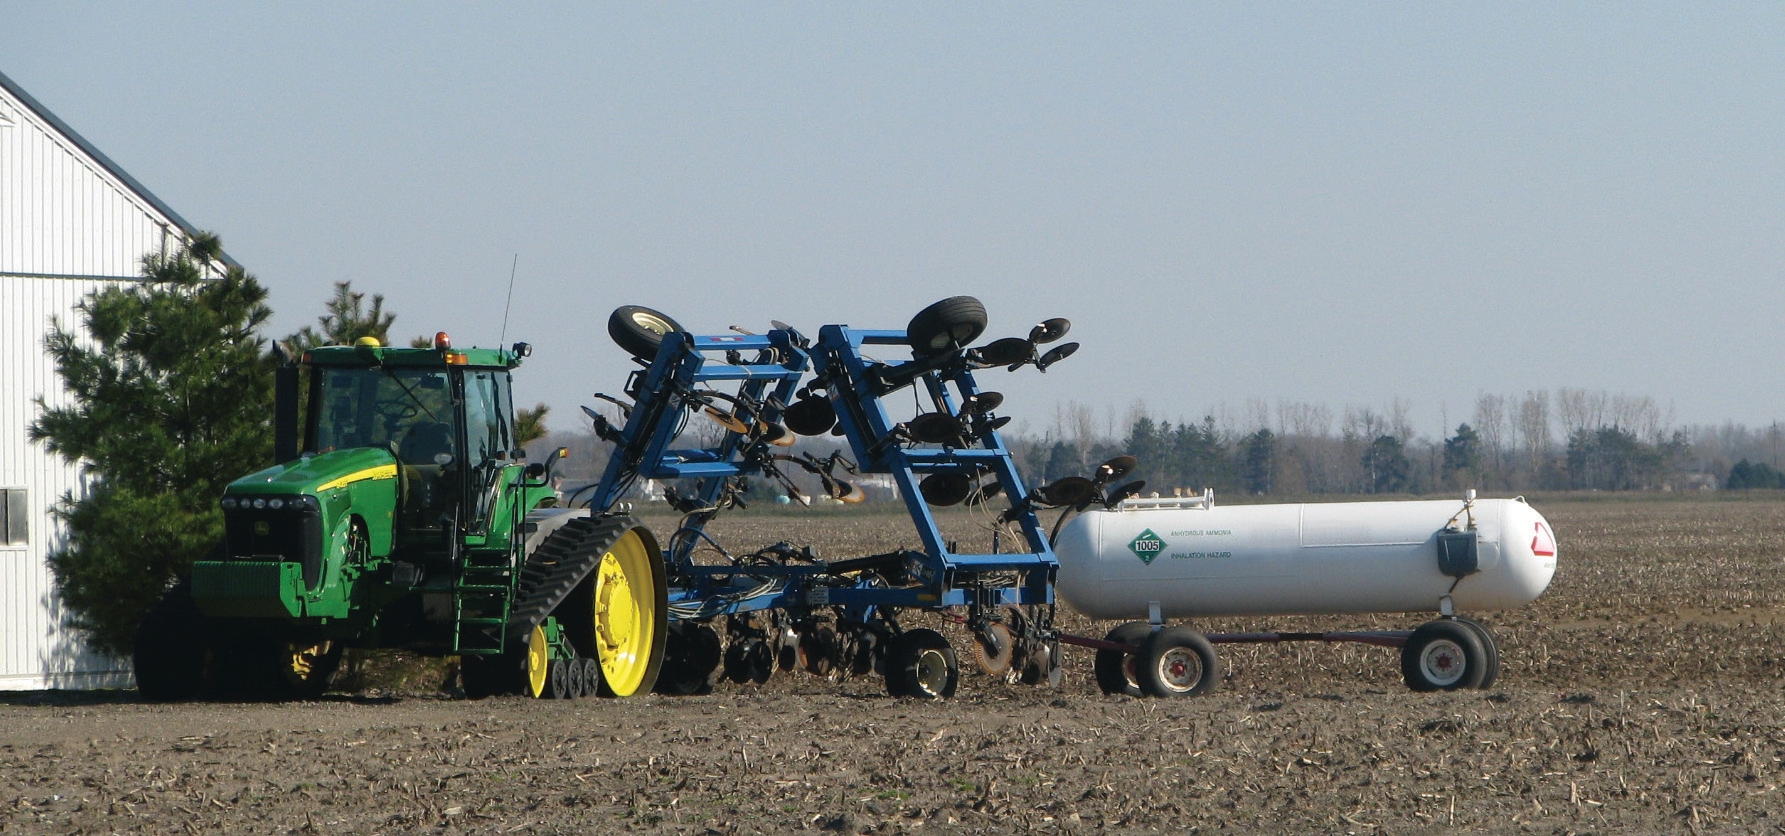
[279,334,527,563]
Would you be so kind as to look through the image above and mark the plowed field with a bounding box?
[6,497,1785,834]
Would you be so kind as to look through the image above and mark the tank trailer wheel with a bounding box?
[1451,617,1502,689]
[609,305,684,362]
[1136,626,1220,698]
[592,527,669,697]
[1401,619,1490,692]
[1094,622,1153,697]
[526,624,552,699]
[886,628,959,699]
[906,296,988,357]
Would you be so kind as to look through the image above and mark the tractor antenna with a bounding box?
[498,253,519,347]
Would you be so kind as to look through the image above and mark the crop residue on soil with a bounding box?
[5,497,1785,834]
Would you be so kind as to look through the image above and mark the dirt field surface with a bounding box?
[6,496,1785,835]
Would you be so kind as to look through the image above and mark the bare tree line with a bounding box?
[537,388,1782,503]
[1012,389,1778,496]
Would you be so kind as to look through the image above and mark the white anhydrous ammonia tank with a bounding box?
[1054,496,1557,620]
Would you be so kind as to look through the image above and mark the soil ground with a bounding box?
[6,496,1785,835]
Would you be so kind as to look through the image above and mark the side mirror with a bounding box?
[526,447,569,485]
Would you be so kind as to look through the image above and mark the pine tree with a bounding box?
[29,233,274,656]
[516,403,551,446]
[287,280,396,350]
[1362,435,1411,494]
[1238,428,1276,495]
[1441,423,1483,489]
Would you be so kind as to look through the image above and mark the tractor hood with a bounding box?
[204,447,403,621]
[225,447,400,500]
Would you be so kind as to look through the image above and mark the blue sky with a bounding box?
[6,4,1782,439]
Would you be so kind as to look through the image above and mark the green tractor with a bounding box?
[132,334,667,701]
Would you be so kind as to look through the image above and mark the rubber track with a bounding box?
[504,514,636,646]
[133,579,210,702]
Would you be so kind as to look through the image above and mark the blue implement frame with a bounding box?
[587,321,1058,626]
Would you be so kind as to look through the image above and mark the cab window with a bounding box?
[311,367,455,461]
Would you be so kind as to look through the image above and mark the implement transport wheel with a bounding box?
[886,628,959,699]
[133,579,215,702]
[1136,626,1220,698]
[1452,617,1501,689]
[591,527,669,697]
[526,624,552,699]
[1094,622,1152,697]
[1401,619,1490,692]
[609,305,684,362]
[906,296,988,356]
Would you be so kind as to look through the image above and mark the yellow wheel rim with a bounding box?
[526,624,550,699]
[594,528,665,696]
[282,639,335,691]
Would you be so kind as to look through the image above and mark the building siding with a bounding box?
[0,87,173,277]
[0,73,225,690]
[0,275,134,689]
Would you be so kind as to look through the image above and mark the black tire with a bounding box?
[133,579,214,703]
[580,658,602,698]
[1136,626,1220,698]
[461,653,522,699]
[570,657,591,699]
[1451,617,1501,690]
[886,628,959,699]
[549,658,571,699]
[1094,622,1152,697]
[906,296,988,356]
[608,305,684,362]
[1401,619,1489,692]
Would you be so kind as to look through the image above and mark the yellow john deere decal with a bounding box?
[316,464,398,492]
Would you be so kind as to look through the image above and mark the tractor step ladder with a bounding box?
[453,550,513,654]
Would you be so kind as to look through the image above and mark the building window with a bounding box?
[1,488,26,546]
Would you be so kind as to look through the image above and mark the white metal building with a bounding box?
[1,69,235,689]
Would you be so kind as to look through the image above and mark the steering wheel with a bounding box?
[378,402,419,428]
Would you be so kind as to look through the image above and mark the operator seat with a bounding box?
[400,421,454,465]
[398,422,455,531]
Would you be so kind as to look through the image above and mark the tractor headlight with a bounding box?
[220,497,237,510]
[252,497,267,510]
[268,497,286,510]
